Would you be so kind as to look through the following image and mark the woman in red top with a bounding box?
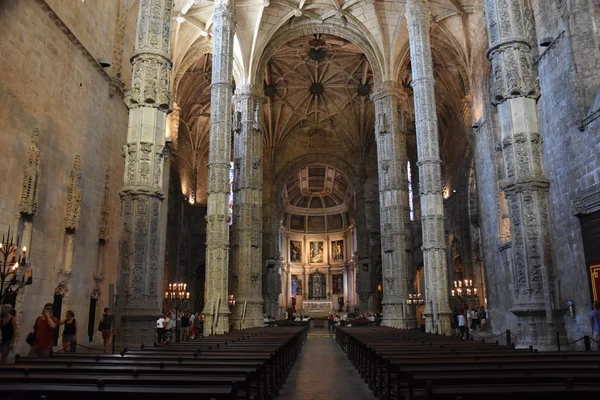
[29,303,58,357]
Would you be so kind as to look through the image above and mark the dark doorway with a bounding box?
[580,211,600,302]
[52,294,63,346]
[88,297,97,342]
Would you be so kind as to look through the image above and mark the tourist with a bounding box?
[181,311,191,341]
[60,310,77,352]
[589,301,600,350]
[0,304,16,364]
[163,312,175,343]
[302,315,309,321]
[374,314,382,326]
[99,308,114,353]
[189,312,196,339]
[328,314,334,333]
[458,310,467,339]
[263,314,269,327]
[156,314,165,343]
[29,303,58,357]
[479,306,487,330]
[294,315,301,321]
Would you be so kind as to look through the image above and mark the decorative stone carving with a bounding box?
[19,128,41,217]
[572,183,600,216]
[406,0,451,335]
[98,170,111,242]
[370,82,411,328]
[484,0,559,350]
[64,156,82,232]
[117,0,172,349]
[203,3,236,336]
[168,102,181,142]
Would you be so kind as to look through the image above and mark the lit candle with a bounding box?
[184,284,187,291]
[451,290,455,297]
[464,279,468,287]
[458,280,462,287]
[165,291,168,299]
[454,281,457,288]
[22,246,26,259]
[169,283,172,290]
[467,288,471,296]
[186,292,190,299]
[474,288,477,295]
[469,280,472,287]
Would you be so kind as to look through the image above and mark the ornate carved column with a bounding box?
[371,82,411,328]
[405,0,451,335]
[230,85,264,329]
[202,1,236,336]
[117,0,172,347]
[484,0,558,349]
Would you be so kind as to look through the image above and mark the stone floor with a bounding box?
[277,330,376,400]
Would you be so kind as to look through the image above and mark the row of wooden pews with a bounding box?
[336,326,600,400]
[0,326,308,400]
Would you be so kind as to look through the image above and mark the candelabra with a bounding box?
[164,282,190,343]
[228,294,236,307]
[451,279,479,309]
[406,293,424,306]
[0,228,33,305]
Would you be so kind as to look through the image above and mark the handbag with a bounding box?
[98,321,103,331]
[26,317,40,346]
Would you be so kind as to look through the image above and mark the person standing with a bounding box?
[1,304,17,364]
[163,312,175,343]
[60,310,77,353]
[180,311,190,341]
[29,303,58,357]
[458,311,467,339]
[589,301,600,351]
[156,314,165,344]
[99,308,114,353]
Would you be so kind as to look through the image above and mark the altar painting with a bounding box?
[332,274,343,294]
[331,240,344,262]
[290,240,302,263]
[291,275,303,295]
[310,241,324,263]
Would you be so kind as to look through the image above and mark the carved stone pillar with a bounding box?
[230,84,264,329]
[406,0,451,335]
[354,169,371,314]
[484,0,558,349]
[117,0,172,347]
[371,82,411,328]
[202,1,236,336]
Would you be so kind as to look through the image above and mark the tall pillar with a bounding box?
[405,0,451,335]
[202,0,236,336]
[484,0,558,349]
[231,85,264,329]
[371,82,411,328]
[117,0,172,347]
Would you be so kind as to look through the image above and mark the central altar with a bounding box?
[302,300,333,317]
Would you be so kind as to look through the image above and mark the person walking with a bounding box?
[589,301,600,351]
[29,303,58,357]
[0,304,17,364]
[99,308,114,353]
[60,310,77,353]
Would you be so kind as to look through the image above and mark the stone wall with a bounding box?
[0,0,128,355]
[533,0,600,341]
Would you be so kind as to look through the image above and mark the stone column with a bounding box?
[484,0,558,349]
[371,82,411,328]
[230,85,264,329]
[117,0,172,347]
[405,0,451,335]
[202,0,236,336]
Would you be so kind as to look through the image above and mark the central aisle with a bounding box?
[277,333,377,400]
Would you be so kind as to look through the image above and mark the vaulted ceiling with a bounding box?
[170,0,488,204]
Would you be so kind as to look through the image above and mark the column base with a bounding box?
[423,311,452,335]
[119,312,161,349]
[382,303,408,328]
[203,312,230,336]
[230,301,264,330]
[512,308,566,351]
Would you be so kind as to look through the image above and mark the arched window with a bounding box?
[407,160,414,221]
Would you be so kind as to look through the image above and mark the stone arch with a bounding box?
[171,40,213,98]
[272,153,361,257]
[251,20,384,87]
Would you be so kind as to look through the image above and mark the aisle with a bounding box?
[277,334,377,400]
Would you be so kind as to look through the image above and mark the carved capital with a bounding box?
[572,183,600,216]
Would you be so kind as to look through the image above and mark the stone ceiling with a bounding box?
[171,0,488,204]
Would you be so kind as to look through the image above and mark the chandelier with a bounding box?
[0,227,33,303]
